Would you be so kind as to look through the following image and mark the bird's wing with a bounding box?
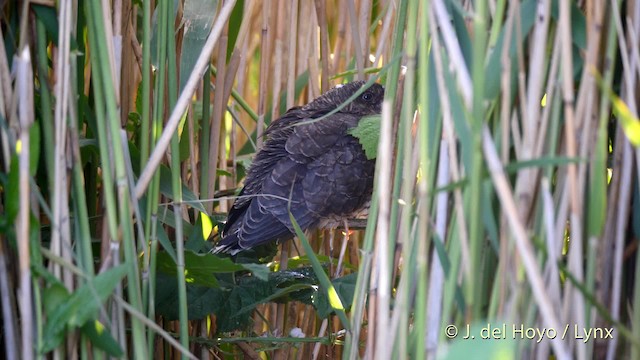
[230,160,317,250]
[219,111,321,250]
[301,133,375,219]
[221,110,301,237]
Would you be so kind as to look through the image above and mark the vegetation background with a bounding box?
[1,0,639,359]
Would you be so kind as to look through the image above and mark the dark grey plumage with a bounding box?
[214,81,384,255]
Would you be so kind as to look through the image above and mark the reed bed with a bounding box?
[1,0,639,359]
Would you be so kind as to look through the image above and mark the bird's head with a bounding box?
[303,81,384,117]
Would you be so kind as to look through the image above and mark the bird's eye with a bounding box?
[361,92,373,101]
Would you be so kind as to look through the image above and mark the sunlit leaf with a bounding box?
[611,95,640,146]
[349,115,381,160]
[80,320,124,357]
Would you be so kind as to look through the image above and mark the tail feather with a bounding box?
[212,232,245,255]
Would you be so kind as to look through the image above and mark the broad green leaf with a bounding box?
[287,254,356,271]
[156,221,177,262]
[43,283,70,315]
[32,4,59,43]
[313,272,358,318]
[348,115,381,160]
[216,169,233,177]
[155,273,222,321]
[80,320,124,357]
[156,250,269,287]
[226,0,245,61]
[157,251,227,287]
[237,283,315,314]
[179,0,218,91]
[184,212,215,252]
[41,265,128,352]
[240,263,270,281]
[66,266,128,328]
[156,266,357,331]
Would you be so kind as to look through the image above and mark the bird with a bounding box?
[213,81,384,255]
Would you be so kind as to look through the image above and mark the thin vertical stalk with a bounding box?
[139,0,152,167]
[374,101,394,360]
[414,1,431,358]
[370,2,407,358]
[256,0,270,148]
[35,20,55,195]
[144,0,168,349]
[207,0,229,206]
[271,1,285,122]
[314,0,330,90]
[199,65,212,198]
[143,2,168,352]
[469,0,487,319]
[287,0,299,108]
[16,46,34,360]
[385,7,409,258]
[394,0,419,357]
[346,0,365,80]
[51,0,73,296]
[164,0,189,347]
[70,87,94,277]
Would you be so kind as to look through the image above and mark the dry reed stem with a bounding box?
[372,1,393,69]
[347,0,365,80]
[307,7,321,100]
[271,0,285,121]
[533,34,560,158]
[497,1,517,315]
[315,0,331,90]
[358,0,373,73]
[373,101,393,360]
[16,46,34,360]
[287,0,299,108]
[558,2,588,359]
[256,0,270,149]
[208,6,230,207]
[52,0,74,313]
